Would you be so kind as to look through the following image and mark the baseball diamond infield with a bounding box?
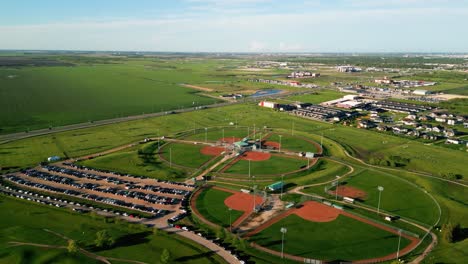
[200,146,226,156]
[246,201,420,263]
[329,185,368,200]
[240,151,271,161]
[193,186,264,228]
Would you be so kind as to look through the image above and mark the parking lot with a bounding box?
[3,162,195,224]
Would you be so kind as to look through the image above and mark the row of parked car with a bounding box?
[5,174,169,217]
[63,162,196,189]
[23,169,182,207]
[6,174,82,196]
[44,165,191,199]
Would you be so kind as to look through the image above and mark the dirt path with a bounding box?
[181,84,214,92]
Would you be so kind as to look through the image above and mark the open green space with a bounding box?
[266,133,320,153]
[286,89,348,104]
[195,187,244,227]
[184,127,250,142]
[160,142,213,169]
[287,159,351,186]
[0,195,225,264]
[304,168,439,225]
[250,214,411,261]
[224,155,307,176]
[78,142,187,181]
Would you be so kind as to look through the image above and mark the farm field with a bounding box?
[0,194,225,264]
[78,142,187,181]
[195,187,244,227]
[0,61,225,134]
[250,214,411,261]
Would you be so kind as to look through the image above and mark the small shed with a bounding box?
[267,181,284,191]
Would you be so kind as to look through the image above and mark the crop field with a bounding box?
[0,195,225,264]
[250,214,411,261]
[0,58,258,134]
[78,142,187,181]
[160,142,213,169]
[195,187,244,227]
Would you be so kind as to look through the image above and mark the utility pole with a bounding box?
[377,186,384,214]
[279,135,282,153]
[281,174,284,199]
[396,229,402,260]
[169,147,172,168]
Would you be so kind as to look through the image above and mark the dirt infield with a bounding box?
[329,186,368,200]
[200,146,226,156]
[246,201,421,264]
[241,151,271,161]
[263,141,280,149]
[219,137,242,144]
[212,186,263,227]
[295,201,341,222]
[224,192,263,212]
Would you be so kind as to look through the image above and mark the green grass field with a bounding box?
[286,89,348,104]
[266,133,320,153]
[250,214,411,261]
[223,155,307,176]
[0,195,225,264]
[0,61,224,134]
[78,142,187,181]
[195,188,244,227]
[184,127,251,142]
[304,167,440,225]
[160,142,213,168]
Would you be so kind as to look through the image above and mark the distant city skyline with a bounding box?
[1,0,468,52]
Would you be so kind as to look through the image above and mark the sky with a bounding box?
[1,0,468,53]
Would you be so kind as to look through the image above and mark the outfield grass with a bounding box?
[287,159,350,186]
[184,127,250,141]
[160,142,214,169]
[0,195,225,264]
[79,142,187,181]
[250,214,411,261]
[195,188,243,227]
[266,133,320,153]
[304,168,439,225]
[224,155,307,176]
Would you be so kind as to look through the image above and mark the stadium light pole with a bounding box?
[335,175,340,200]
[254,124,256,139]
[205,127,208,143]
[320,132,323,150]
[281,174,284,199]
[248,160,251,178]
[229,208,233,232]
[253,184,257,212]
[377,186,384,214]
[396,229,402,260]
[169,147,172,168]
[222,129,225,143]
[279,135,282,153]
[259,132,262,149]
[291,120,295,136]
[280,227,287,259]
